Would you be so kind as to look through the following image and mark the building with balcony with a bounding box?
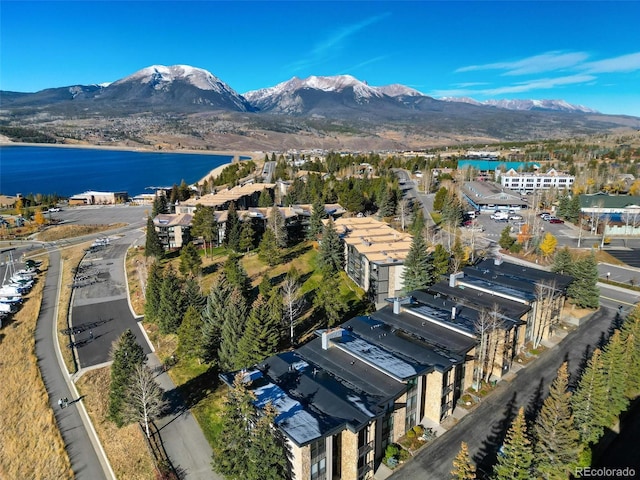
[330,217,412,304]
[219,257,573,480]
[153,213,193,249]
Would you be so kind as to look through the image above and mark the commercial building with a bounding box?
[580,193,640,236]
[220,257,572,480]
[68,191,128,205]
[461,181,528,212]
[499,168,575,194]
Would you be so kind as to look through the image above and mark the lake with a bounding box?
[0,145,242,197]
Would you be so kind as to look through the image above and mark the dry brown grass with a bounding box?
[76,368,155,480]
[37,223,127,242]
[0,257,74,480]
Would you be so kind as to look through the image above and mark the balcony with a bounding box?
[357,460,374,479]
[357,441,373,457]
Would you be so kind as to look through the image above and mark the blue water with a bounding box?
[0,145,241,197]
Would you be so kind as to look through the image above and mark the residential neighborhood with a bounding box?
[2,139,640,480]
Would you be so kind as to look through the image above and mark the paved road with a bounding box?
[67,222,218,479]
[34,249,112,480]
[389,287,636,479]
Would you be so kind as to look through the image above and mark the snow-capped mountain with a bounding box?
[377,84,424,97]
[243,75,393,114]
[441,96,599,113]
[98,65,253,112]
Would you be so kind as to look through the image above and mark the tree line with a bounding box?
[452,305,640,479]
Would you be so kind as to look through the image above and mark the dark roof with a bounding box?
[410,288,527,332]
[471,259,573,292]
[579,194,640,209]
[372,305,476,361]
[220,345,406,447]
[428,282,531,321]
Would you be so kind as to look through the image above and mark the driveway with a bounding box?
[390,292,630,479]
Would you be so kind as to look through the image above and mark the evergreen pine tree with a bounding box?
[534,363,581,480]
[218,287,249,370]
[236,294,282,367]
[183,276,206,312]
[178,179,190,201]
[451,236,468,272]
[620,309,640,398]
[567,195,581,223]
[377,186,395,217]
[566,253,599,309]
[402,231,435,292]
[318,219,344,275]
[224,201,241,251]
[239,220,256,252]
[451,442,476,480]
[307,198,326,240]
[258,228,281,266]
[492,407,533,480]
[433,186,448,212]
[212,373,255,478]
[313,274,346,327]
[571,349,608,446]
[433,243,450,277]
[144,216,164,259]
[144,261,163,323]
[152,193,169,217]
[246,403,288,480]
[157,267,186,334]
[177,305,205,361]
[600,330,629,423]
[179,241,202,277]
[191,204,218,256]
[201,274,232,365]
[223,254,251,297]
[499,226,515,250]
[267,204,288,248]
[410,209,426,237]
[108,329,146,426]
[258,188,274,207]
[551,247,573,275]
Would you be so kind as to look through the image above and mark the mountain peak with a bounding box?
[441,96,599,113]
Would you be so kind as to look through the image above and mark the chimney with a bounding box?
[322,328,345,350]
[449,271,464,287]
[393,298,401,315]
[451,306,457,320]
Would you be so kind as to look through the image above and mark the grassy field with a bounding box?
[123,239,369,455]
[36,223,127,242]
[0,257,74,480]
[76,368,156,480]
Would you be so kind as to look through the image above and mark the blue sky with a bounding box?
[2,1,639,116]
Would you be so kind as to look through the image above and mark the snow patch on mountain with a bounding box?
[114,65,232,94]
[441,96,598,113]
[378,84,424,97]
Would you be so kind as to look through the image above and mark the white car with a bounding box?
[509,214,523,221]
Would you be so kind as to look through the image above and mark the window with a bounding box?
[310,439,326,480]
[405,378,418,431]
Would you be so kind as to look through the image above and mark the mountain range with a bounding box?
[1,64,639,151]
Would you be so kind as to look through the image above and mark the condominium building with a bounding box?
[499,168,575,193]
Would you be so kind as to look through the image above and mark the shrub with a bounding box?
[384,443,400,461]
[412,425,425,437]
[398,448,411,461]
[406,429,416,439]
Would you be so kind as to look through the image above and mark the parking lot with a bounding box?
[47,204,148,226]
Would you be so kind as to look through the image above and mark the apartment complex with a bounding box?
[331,217,413,304]
[176,183,276,213]
[499,168,575,193]
[221,258,573,480]
[153,213,193,249]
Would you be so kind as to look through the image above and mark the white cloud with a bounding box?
[456,51,589,76]
[431,74,596,98]
[581,52,640,73]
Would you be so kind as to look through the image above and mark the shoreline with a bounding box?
[0,140,264,186]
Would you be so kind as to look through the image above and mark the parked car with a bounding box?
[549,218,565,224]
[509,214,523,221]
[490,211,509,221]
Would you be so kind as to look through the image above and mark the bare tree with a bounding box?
[532,280,558,349]
[123,364,166,438]
[281,276,304,346]
[473,307,501,388]
[397,198,412,232]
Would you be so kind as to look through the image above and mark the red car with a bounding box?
[549,218,564,224]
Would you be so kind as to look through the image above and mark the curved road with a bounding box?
[35,248,112,480]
